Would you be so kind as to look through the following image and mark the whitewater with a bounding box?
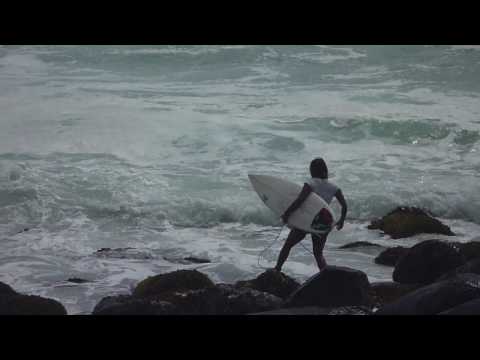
[0,45,479,314]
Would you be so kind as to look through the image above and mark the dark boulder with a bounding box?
[457,241,480,262]
[0,281,17,296]
[235,269,300,299]
[368,206,455,239]
[133,269,215,298]
[217,284,283,314]
[0,295,67,315]
[392,240,465,283]
[92,295,176,315]
[93,284,282,315]
[339,241,384,249]
[375,273,480,315]
[436,258,480,282]
[156,284,282,315]
[393,239,465,284]
[285,266,372,308]
[154,286,227,314]
[0,281,67,315]
[369,281,422,308]
[439,298,480,315]
[374,246,410,267]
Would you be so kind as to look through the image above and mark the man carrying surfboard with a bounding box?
[274,158,347,272]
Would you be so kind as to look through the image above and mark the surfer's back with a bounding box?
[308,158,339,204]
[306,178,338,204]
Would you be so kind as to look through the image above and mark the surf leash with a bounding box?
[256,223,318,270]
[256,223,286,270]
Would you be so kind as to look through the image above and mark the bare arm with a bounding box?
[334,189,347,230]
[281,183,312,223]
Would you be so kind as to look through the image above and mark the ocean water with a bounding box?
[1,45,480,314]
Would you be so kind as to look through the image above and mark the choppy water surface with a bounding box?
[1,45,479,314]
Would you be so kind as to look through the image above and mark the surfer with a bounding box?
[274,158,347,272]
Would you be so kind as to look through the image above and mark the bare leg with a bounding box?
[312,233,328,271]
[274,228,306,271]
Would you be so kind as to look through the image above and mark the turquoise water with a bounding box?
[1,45,479,314]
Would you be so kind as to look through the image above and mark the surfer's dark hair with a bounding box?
[310,158,328,179]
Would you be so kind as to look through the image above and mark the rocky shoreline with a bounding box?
[1,206,480,315]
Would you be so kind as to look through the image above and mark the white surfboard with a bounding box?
[248,174,336,234]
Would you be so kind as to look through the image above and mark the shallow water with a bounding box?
[1,45,479,314]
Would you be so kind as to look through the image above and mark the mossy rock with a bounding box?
[368,206,455,239]
[235,269,300,299]
[93,295,176,315]
[133,269,215,298]
[95,284,282,315]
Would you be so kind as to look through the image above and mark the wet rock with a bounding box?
[457,241,480,262]
[183,257,211,264]
[436,258,480,282]
[93,295,130,314]
[392,239,465,284]
[170,284,282,315]
[235,269,300,299]
[0,284,67,315]
[369,281,422,307]
[439,298,480,315]
[252,305,372,315]
[93,284,282,315]
[67,278,90,284]
[92,295,176,315]
[375,274,480,315]
[374,246,410,267]
[1,295,67,315]
[133,269,215,298]
[339,241,384,249]
[327,306,373,315]
[368,206,455,239]
[285,266,372,308]
[0,281,17,296]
